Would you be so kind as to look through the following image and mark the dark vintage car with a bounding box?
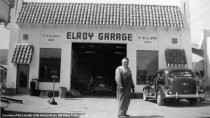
[89,75,116,94]
[143,68,205,106]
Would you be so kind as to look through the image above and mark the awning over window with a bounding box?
[11,44,34,64]
[165,49,187,68]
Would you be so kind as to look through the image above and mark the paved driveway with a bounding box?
[1,95,210,118]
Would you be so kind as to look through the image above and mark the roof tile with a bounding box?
[17,2,184,28]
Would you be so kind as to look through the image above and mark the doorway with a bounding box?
[16,64,29,94]
[71,43,126,95]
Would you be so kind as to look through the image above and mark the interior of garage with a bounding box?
[71,43,126,96]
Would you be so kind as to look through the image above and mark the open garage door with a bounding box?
[71,43,126,96]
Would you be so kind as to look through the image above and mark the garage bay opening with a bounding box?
[71,43,126,96]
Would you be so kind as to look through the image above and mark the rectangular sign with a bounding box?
[66,32,133,42]
[40,32,62,44]
[137,35,159,48]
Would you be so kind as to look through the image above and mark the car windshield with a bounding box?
[169,70,194,78]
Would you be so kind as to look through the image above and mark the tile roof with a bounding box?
[17,2,184,28]
[11,44,34,64]
[165,49,188,68]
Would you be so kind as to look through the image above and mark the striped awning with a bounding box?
[165,49,187,68]
[11,44,34,64]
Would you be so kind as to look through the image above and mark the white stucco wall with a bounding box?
[7,22,191,93]
[202,30,210,79]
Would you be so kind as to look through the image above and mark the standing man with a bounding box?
[115,57,135,118]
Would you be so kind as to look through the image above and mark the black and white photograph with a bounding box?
[0,0,210,117]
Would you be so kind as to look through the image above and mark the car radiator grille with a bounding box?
[171,78,196,94]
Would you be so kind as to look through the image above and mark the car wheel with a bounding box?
[189,98,197,105]
[143,89,148,101]
[157,91,164,106]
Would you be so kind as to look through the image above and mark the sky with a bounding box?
[0,0,210,61]
[189,0,210,47]
[0,25,9,49]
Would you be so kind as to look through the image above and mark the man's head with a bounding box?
[122,57,129,68]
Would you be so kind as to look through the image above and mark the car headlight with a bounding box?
[166,89,173,95]
[0,84,7,94]
[164,86,173,95]
[198,87,205,93]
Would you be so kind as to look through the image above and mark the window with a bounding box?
[39,48,61,82]
[136,50,158,85]
[170,70,195,78]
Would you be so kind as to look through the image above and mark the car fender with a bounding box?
[143,85,151,91]
[156,85,165,99]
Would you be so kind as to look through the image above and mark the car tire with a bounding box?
[157,91,164,106]
[189,98,197,105]
[143,89,148,101]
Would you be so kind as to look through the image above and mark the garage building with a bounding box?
[6,0,192,95]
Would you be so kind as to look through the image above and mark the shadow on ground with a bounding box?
[165,100,210,107]
[129,115,164,118]
[146,99,210,107]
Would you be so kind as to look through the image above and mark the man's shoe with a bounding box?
[118,115,127,118]
[125,114,130,117]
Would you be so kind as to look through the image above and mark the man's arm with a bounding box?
[130,68,135,93]
[131,79,135,93]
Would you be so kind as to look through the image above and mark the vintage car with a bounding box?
[89,75,116,94]
[143,68,205,106]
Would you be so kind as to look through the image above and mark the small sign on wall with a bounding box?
[40,32,63,44]
[137,35,159,48]
[23,34,29,40]
[172,38,178,44]
[168,34,180,47]
[19,33,30,43]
